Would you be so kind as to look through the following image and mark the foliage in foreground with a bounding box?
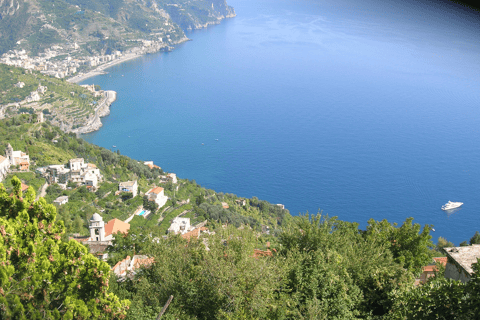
[0,177,129,319]
[110,214,438,319]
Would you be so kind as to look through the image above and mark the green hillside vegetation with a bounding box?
[0,115,290,238]
[2,115,480,318]
[0,64,100,129]
[0,0,234,55]
[0,177,129,318]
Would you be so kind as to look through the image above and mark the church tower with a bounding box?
[89,213,105,241]
[5,144,13,165]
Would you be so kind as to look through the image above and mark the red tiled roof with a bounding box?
[0,155,6,163]
[182,227,208,240]
[133,257,155,268]
[21,183,29,192]
[253,249,273,258]
[433,257,448,267]
[148,187,164,194]
[105,218,130,237]
[422,265,438,272]
[146,164,154,169]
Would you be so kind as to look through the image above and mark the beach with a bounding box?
[67,52,144,84]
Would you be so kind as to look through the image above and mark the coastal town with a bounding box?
[0,38,178,83]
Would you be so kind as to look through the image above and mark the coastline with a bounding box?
[67,37,190,84]
[67,13,236,134]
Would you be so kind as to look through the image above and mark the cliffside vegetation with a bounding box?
[2,116,480,318]
[0,64,101,129]
[0,0,234,55]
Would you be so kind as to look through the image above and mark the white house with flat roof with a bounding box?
[168,217,191,235]
[119,180,138,198]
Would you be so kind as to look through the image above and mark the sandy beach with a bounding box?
[67,52,143,83]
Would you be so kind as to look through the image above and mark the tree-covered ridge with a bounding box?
[0,115,290,238]
[0,176,129,318]
[2,116,480,318]
[0,0,234,55]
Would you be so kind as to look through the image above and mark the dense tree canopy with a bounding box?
[0,177,129,319]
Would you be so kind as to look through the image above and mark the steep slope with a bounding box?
[0,0,234,55]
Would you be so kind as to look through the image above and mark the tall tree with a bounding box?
[0,177,129,319]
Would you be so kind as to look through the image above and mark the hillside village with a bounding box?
[3,112,480,319]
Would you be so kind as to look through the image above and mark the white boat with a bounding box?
[441,201,463,211]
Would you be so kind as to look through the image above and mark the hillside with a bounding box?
[0,115,291,239]
[0,0,235,55]
[0,64,113,132]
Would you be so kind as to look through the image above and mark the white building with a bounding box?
[89,213,106,242]
[5,144,29,170]
[168,217,191,235]
[167,173,177,184]
[53,195,69,205]
[145,186,168,208]
[119,180,138,198]
[69,158,85,171]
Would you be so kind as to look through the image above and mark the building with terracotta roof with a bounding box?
[104,218,130,240]
[145,186,168,208]
[112,255,154,280]
[88,214,130,242]
[181,227,209,240]
[418,257,448,284]
[444,245,480,283]
[5,144,29,171]
[21,183,29,193]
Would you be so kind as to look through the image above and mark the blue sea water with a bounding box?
[82,0,480,245]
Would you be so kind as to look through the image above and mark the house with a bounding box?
[5,144,29,169]
[145,186,168,208]
[104,218,130,241]
[168,217,191,235]
[181,227,209,240]
[53,195,69,206]
[418,257,448,284]
[69,158,85,171]
[84,172,98,188]
[112,255,154,280]
[88,214,130,242]
[444,245,480,283]
[166,173,177,184]
[235,199,246,206]
[144,161,161,170]
[119,180,138,197]
[46,165,70,184]
[21,183,29,193]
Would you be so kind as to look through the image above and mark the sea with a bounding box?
[81,0,480,245]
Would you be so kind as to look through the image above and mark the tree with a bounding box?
[0,177,129,319]
[470,231,480,245]
[364,217,434,274]
[437,236,454,250]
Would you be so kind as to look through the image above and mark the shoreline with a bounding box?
[67,37,190,84]
[67,13,236,134]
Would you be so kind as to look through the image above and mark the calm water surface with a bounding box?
[82,0,480,245]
